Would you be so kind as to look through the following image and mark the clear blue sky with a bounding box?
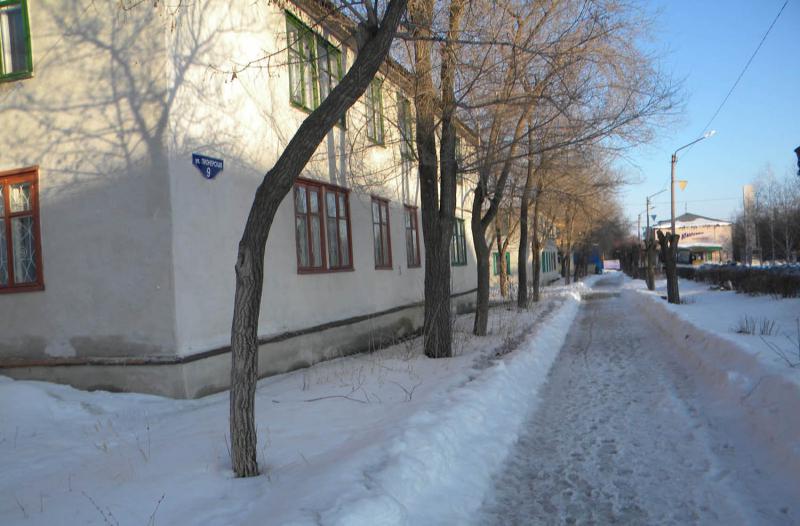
[619,0,799,233]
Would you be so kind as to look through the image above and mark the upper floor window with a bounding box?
[365,78,384,144]
[294,179,352,273]
[404,205,420,268]
[1,166,43,292]
[0,0,32,81]
[451,218,467,266]
[286,13,342,114]
[372,197,392,269]
[397,94,414,160]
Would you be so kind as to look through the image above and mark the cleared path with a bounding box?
[478,275,797,525]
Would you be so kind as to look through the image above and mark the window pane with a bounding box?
[380,203,388,224]
[327,217,339,268]
[309,188,319,213]
[0,4,28,75]
[372,200,379,223]
[381,224,389,265]
[10,182,31,212]
[373,223,382,264]
[0,184,4,215]
[310,216,322,267]
[339,218,349,266]
[406,228,413,266]
[295,216,309,267]
[326,191,336,218]
[0,219,7,285]
[338,194,345,215]
[11,215,36,283]
[317,41,330,101]
[330,48,341,89]
[287,23,303,105]
[302,33,316,107]
[294,186,307,213]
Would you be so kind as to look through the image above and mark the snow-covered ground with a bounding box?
[0,278,598,526]
[626,276,800,479]
[3,273,797,525]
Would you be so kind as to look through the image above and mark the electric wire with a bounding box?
[684,0,789,157]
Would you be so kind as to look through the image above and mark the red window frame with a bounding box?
[371,196,392,269]
[404,205,420,268]
[293,179,353,274]
[0,166,44,293]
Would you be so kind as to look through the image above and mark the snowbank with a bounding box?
[324,291,581,525]
[627,279,800,477]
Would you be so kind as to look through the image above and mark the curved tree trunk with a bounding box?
[229,0,407,477]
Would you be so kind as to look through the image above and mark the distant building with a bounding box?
[655,213,733,264]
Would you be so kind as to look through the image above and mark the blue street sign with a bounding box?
[192,153,223,179]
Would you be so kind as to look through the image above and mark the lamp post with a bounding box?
[671,130,716,234]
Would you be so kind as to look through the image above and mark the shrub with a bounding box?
[678,265,800,298]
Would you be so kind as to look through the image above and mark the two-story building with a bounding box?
[0,0,478,397]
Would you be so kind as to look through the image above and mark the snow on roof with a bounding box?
[655,213,731,228]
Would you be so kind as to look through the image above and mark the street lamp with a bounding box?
[671,130,715,234]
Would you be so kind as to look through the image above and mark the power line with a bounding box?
[691,0,789,144]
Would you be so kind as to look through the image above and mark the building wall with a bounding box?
[1,0,478,394]
[0,2,177,361]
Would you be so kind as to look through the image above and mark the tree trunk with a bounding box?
[645,233,656,290]
[495,225,507,298]
[410,0,463,358]
[517,131,535,308]
[473,229,491,334]
[229,0,407,477]
[531,182,542,302]
[657,229,680,304]
[517,191,530,308]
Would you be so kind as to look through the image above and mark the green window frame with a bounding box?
[0,0,32,82]
[365,77,384,144]
[492,252,511,276]
[286,13,343,118]
[451,218,467,266]
[397,93,414,160]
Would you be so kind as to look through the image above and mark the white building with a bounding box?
[654,213,733,264]
[0,0,478,397]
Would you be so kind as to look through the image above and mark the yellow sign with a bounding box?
[678,180,688,191]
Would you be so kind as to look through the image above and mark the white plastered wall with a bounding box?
[0,1,177,360]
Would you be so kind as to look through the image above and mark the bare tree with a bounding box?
[229,0,407,478]
[406,0,466,358]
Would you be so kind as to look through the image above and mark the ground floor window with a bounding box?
[451,218,467,266]
[372,196,392,269]
[541,251,555,273]
[294,179,352,272]
[0,166,43,292]
[404,205,420,268]
[493,252,510,275]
